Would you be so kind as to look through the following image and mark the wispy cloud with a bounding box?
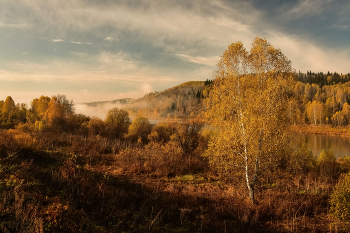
[286,0,334,18]
[51,39,63,42]
[0,21,28,28]
[0,51,179,84]
[332,24,349,30]
[105,37,115,41]
[267,31,350,73]
[70,41,91,45]
[176,54,220,67]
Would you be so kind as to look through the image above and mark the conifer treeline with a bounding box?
[298,71,350,87]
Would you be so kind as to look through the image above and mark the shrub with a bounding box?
[87,117,105,137]
[287,143,316,175]
[169,117,204,155]
[317,149,338,179]
[338,156,350,173]
[330,172,350,221]
[125,115,152,143]
[104,108,130,139]
[148,122,173,144]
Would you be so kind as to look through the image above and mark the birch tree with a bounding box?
[205,37,294,204]
[306,100,324,125]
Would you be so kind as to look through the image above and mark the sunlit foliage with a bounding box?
[105,107,131,139]
[330,172,350,221]
[205,37,294,204]
[125,114,152,143]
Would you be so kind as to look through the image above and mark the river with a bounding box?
[147,118,350,158]
[291,132,350,158]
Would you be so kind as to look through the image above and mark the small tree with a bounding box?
[287,143,316,176]
[205,37,294,204]
[2,96,16,115]
[44,96,65,131]
[169,117,204,155]
[330,172,350,221]
[317,149,338,179]
[148,122,173,144]
[88,117,105,137]
[28,96,51,123]
[125,115,152,143]
[105,108,131,139]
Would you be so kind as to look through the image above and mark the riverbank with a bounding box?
[289,124,349,137]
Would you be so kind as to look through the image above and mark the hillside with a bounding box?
[125,81,211,118]
[78,81,212,119]
[79,98,134,107]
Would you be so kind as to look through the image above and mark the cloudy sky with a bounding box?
[1,0,350,105]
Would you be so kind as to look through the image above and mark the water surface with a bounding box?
[292,133,350,158]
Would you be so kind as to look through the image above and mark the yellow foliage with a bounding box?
[317,149,338,178]
[87,117,105,136]
[287,143,316,175]
[2,96,16,115]
[330,172,350,221]
[105,107,130,139]
[306,100,324,125]
[168,117,204,154]
[338,156,350,173]
[205,37,294,204]
[125,115,152,143]
[44,97,65,130]
[148,122,173,144]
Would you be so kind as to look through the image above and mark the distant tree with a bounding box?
[0,100,4,111]
[42,95,74,131]
[342,103,350,123]
[56,94,74,116]
[148,122,173,144]
[287,143,316,176]
[306,100,324,125]
[196,90,200,98]
[125,115,152,143]
[0,96,17,128]
[15,103,28,124]
[332,111,344,126]
[169,117,204,155]
[317,149,338,178]
[88,117,105,136]
[27,96,51,123]
[105,108,131,139]
[44,96,65,131]
[66,113,90,135]
[2,96,16,115]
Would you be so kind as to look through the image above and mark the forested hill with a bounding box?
[79,71,350,125]
[124,80,212,118]
[80,80,213,118]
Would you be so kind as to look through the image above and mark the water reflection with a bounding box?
[146,119,350,158]
[292,133,350,158]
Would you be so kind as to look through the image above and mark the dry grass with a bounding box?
[0,128,349,232]
[289,124,349,137]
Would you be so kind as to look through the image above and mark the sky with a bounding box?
[1,0,350,105]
